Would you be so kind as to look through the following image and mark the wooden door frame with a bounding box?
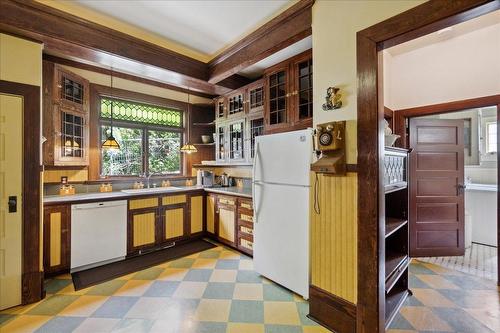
[0,80,42,305]
[356,1,500,332]
[393,94,500,279]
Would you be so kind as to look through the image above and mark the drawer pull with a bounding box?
[240,203,252,210]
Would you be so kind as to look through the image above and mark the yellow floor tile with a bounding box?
[0,302,40,315]
[233,283,263,301]
[157,268,188,281]
[464,308,500,333]
[264,301,301,325]
[303,326,336,333]
[412,288,457,308]
[172,282,207,299]
[57,284,92,295]
[192,258,217,269]
[417,261,462,275]
[416,274,460,289]
[227,323,265,333]
[0,315,52,333]
[238,259,253,270]
[209,269,237,283]
[58,295,108,317]
[194,299,231,322]
[400,306,453,331]
[114,280,153,297]
[219,250,241,260]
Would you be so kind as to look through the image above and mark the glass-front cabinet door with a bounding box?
[265,67,288,131]
[227,91,245,118]
[54,107,89,165]
[247,79,264,115]
[215,97,226,120]
[293,52,313,125]
[248,117,264,160]
[216,123,227,162]
[228,120,245,162]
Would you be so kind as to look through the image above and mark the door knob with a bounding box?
[8,196,17,213]
[457,184,467,194]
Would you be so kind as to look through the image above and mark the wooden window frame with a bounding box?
[89,84,189,180]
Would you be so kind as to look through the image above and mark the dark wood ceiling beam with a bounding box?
[0,0,237,94]
[207,0,314,85]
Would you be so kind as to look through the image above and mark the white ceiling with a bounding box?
[74,0,292,58]
[387,9,500,56]
[239,36,312,79]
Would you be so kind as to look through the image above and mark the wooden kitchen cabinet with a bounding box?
[237,198,254,256]
[218,204,236,245]
[43,61,90,166]
[43,205,71,275]
[190,195,204,235]
[128,208,158,254]
[206,194,216,235]
[246,79,265,115]
[263,49,312,134]
[227,89,245,119]
[215,96,226,120]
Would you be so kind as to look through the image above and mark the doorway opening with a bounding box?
[410,107,498,281]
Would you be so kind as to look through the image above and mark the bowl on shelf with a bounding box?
[201,135,212,144]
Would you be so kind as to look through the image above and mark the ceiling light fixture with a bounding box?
[180,87,197,154]
[101,67,121,151]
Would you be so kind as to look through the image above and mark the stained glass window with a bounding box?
[100,98,182,127]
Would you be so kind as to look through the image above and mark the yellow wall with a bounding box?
[192,166,252,178]
[312,0,424,164]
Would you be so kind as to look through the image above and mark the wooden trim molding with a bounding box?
[43,54,216,99]
[208,0,314,84]
[356,1,499,332]
[393,94,500,148]
[309,285,356,333]
[0,80,42,304]
[0,0,240,94]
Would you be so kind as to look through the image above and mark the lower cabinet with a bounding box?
[129,208,158,254]
[206,194,254,255]
[190,195,204,234]
[43,205,71,275]
[163,206,185,241]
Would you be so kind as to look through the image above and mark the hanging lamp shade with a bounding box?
[180,144,197,154]
[102,67,120,151]
[101,135,120,150]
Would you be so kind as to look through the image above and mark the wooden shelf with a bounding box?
[192,122,215,126]
[193,143,215,146]
[385,182,407,194]
[385,253,408,280]
[385,218,408,238]
[385,258,409,293]
[385,288,409,329]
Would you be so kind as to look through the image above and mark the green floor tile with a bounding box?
[27,294,79,316]
[229,300,264,323]
[202,282,235,299]
[265,324,302,333]
[86,279,127,296]
[194,321,227,333]
[263,284,293,302]
[44,279,73,294]
[169,258,196,268]
[0,314,16,326]
[132,267,164,280]
[199,250,221,259]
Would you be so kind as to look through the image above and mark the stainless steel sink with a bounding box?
[121,187,182,194]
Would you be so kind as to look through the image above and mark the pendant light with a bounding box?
[101,67,121,150]
[180,87,198,154]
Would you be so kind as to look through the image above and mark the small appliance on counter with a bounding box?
[197,170,214,187]
[220,172,234,187]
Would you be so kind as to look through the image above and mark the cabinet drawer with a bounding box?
[218,196,236,206]
[239,236,253,252]
[239,212,254,223]
[239,225,253,236]
[129,197,158,210]
[239,199,253,210]
[163,195,187,206]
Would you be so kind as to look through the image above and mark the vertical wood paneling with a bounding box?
[311,172,357,304]
[129,198,158,210]
[132,212,155,247]
[49,212,61,267]
[163,195,187,206]
[219,208,235,242]
[166,208,184,239]
[207,195,215,233]
[190,196,203,234]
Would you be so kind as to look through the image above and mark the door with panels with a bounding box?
[217,196,237,246]
[190,194,204,236]
[161,195,187,242]
[43,205,70,275]
[128,197,159,255]
[0,93,23,309]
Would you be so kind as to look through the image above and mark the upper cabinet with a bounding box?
[43,62,90,166]
[227,90,245,118]
[247,79,265,115]
[264,49,312,134]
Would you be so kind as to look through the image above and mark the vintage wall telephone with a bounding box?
[311,121,346,175]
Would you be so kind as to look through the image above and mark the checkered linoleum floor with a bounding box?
[0,245,498,333]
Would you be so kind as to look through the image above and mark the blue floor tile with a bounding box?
[35,316,85,333]
[143,281,180,297]
[184,269,213,282]
[215,259,240,270]
[229,300,264,323]
[91,296,139,318]
[202,282,235,299]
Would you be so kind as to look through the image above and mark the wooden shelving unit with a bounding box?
[384,147,411,329]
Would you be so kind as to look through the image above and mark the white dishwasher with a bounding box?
[71,200,127,272]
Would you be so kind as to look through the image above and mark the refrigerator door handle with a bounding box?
[252,141,260,223]
[253,182,261,224]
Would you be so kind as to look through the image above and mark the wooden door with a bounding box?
[291,50,313,126]
[409,119,465,257]
[0,93,23,309]
[43,205,70,275]
[264,64,289,132]
[218,205,236,244]
[128,208,158,254]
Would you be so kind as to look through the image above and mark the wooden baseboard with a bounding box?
[309,285,357,333]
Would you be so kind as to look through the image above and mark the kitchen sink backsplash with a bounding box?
[43,176,252,196]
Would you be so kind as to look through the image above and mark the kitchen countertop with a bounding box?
[465,183,497,192]
[44,186,252,204]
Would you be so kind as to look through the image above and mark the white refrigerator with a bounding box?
[252,129,313,299]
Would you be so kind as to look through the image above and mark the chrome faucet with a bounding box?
[142,173,152,188]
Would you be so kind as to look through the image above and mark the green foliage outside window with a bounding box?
[100,98,183,176]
